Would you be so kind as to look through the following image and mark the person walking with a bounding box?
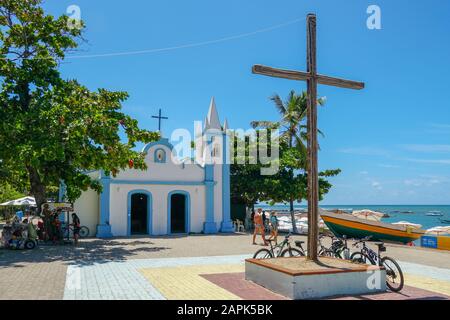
[71,213,81,246]
[252,208,268,246]
[268,211,279,244]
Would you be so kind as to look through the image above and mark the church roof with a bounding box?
[205,97,221,130]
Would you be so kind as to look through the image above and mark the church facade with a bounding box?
[69,98,234,237]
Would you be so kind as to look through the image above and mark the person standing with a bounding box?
[252,208,268,246]
[71,213,81,246]
[268,211,279,244]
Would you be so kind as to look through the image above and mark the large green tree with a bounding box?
[0,0,159,211]
[251,91,326,232]
[249,90,341,233]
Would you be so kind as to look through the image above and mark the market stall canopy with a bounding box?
[0,196,36,207]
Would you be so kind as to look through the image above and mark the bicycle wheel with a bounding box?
[382,256,404,292]
[319,248,334,257]
[79,226,90,238]
[281,248,304,257]
[350,252,369,264]
[253,249,274,259]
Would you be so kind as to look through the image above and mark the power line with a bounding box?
[66,17,305,59]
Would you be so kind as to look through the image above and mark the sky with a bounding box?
[43,0,450,205]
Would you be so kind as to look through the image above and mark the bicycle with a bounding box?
[318,235,351,259]
[62,223,90,239]
[253,233,305,259]
[350,236,404,292]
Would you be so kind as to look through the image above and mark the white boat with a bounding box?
[426,212,444,216]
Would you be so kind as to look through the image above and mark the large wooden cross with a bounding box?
[151,108,168,132]
[252,14,364,261]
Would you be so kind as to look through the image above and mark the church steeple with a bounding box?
[205,97,221,130]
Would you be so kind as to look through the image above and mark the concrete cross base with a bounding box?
[245,257,386,299]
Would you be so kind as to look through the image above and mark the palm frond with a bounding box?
[269,94,286,115]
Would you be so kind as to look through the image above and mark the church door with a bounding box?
[170,194,186,233]
[130,193,148,234]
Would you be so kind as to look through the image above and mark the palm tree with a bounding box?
[251,90,325,233]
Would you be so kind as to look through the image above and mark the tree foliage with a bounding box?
[0,0,159,210]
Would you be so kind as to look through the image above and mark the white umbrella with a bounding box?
[426,226,450,236]
[392,221,422,229]
[0,196,36,206]
[352,209,385,221]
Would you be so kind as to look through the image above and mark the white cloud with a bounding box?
[402,144,450,153]
[404,158,450,165]
[378,164,400,168]
[338,147,389,157]
[371,181,382,190]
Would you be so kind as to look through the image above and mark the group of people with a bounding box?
[251,208,279,246]
[41,204,81,245]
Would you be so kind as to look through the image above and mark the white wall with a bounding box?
[109,184,206,236]
[73,188,99,237]
[114,145,204,182]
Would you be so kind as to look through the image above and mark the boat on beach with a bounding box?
[320,211,425,244]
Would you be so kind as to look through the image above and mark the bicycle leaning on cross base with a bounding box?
[253,233,306,259]
[350,236,404,292]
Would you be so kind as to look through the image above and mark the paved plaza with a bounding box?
[0,234,449,300]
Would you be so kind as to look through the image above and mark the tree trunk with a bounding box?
[27,165,47,214]
[288,135,298,234]
[289,197,298,234]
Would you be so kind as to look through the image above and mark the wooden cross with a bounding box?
[151,108,168,132]
[252,14,364,261]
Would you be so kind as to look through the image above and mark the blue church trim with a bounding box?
[110,180,209,186]
[97,170,113,238]
[142,138,175,154]
[127,190,153,236]
[167,190,191,234]
[203,164,217,233]
[220,132,234,233]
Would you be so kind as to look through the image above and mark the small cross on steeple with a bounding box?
[151,108,168,132]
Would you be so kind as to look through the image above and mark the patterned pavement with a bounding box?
[1,235,449,300]
[62,254,450,300]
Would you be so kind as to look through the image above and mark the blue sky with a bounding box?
[44,0,450,205]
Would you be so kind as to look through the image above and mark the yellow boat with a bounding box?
[321,211,425,244]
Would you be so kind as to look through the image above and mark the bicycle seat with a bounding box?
[295,240,305,246]
[375,242,386,252]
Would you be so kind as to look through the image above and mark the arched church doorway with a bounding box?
[130,193,148,234]
[170,193,187,233]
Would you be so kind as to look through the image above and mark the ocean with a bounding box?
[259,205,450,230]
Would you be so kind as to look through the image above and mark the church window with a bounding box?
[154,148,166,163]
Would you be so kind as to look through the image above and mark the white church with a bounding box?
[68,98,234,237]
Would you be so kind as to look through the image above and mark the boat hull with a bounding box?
[321,212,424,244]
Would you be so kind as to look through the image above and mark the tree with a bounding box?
[0,1,159,212]
[251,91,326,232]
